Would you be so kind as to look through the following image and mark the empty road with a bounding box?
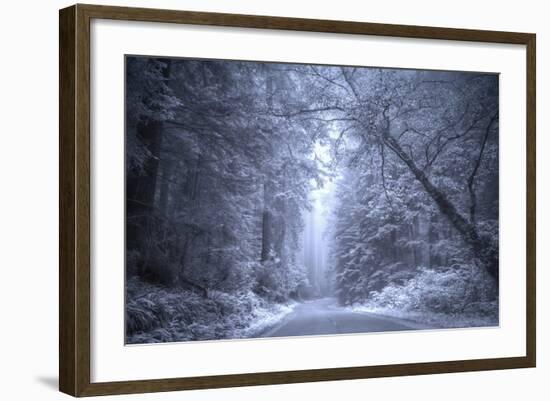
[261,298,424,338]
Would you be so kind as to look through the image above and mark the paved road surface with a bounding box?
[261,298,423,338]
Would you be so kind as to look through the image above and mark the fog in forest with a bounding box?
[300,142,335,298]
[125,56,499,344]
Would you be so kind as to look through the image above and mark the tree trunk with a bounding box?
[177,232,208,298]
[189,154,202,206]
[261,182,272,262]
[409,219,419,267]
[427,213,439,268]
[127,120,164,213]
[158,157,173,218]
[382,133,498,281]
[390,227,398,263]
[127,59,172,253]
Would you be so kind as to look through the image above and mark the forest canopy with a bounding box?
[125,56,499,343]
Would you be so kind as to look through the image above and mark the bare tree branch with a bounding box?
[467,112,499,223]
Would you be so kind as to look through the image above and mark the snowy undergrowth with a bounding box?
[236,301,297,338]
[348,266,499,329]
[126,277,296,344]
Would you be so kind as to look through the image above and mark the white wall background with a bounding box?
[0,0,546,400]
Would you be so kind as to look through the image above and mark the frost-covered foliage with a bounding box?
[322,69,499,319]
[368,266,497,313]
[125,57,324,343]
[125,56,500,342]
[126,277,296,343]
[253,256,310,302]
[350,266,498,328]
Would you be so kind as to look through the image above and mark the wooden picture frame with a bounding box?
[59,3,536,397]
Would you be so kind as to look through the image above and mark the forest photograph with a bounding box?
[125,55,499,345]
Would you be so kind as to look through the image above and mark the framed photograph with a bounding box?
[59,4,536,396]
